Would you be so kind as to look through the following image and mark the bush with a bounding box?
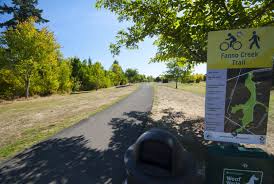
[0,69,25,99]
[195,78,201,83]
[72,79,81,92]
[162,78,169,83]
[120,76,128,85]
[187,80,194,83]
[155,76,161,82]
[58,61,72,93]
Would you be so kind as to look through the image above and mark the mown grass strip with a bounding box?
[0,86,139,161]
[159,82,206,96]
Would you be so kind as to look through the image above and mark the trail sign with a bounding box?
[205,27,274,144]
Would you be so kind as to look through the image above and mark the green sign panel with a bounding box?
[223,168,263,184]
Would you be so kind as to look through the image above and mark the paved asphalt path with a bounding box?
[0,84,153,184]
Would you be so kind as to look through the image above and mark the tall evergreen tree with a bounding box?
[0,0,48,29]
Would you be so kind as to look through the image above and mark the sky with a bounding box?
[1,0,206,77]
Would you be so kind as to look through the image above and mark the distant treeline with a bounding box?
[155,74,206,84]
[0,19,153,99]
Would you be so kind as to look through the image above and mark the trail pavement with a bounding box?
[0,84,153,184]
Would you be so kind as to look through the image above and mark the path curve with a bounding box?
[0,84,153,184]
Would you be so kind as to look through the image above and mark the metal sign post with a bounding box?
[204,27,274,184]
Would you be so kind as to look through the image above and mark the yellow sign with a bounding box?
[207,27,274,69]
[205,27,274,144]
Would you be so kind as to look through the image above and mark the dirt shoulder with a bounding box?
[151,84,274,156]
[0,85,138,161]
[152,85,205,121]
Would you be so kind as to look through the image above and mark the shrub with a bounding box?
[162,78,169,83]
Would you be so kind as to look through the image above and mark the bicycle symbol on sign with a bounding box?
[219,33,242,51]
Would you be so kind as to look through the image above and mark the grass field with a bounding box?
[160,82,274,123]
[0,85,138,161]
[160,82,206,95]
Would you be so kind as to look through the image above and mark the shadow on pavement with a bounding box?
[0,111,149,184]
[0,109,211,184]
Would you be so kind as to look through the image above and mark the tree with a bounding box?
[88,57,92,66]
[68,58,122,91]
[90,62,105,90]
[146,76,154,82]
[138,74,146,82]
[70,57,83,80]
[166,59,191,89]
[0,0,48,29]
[155,76,161,82]
[70,57,85,90]
[96,0,273,64]
[110,61,124,85]
[0,68,24,98]
[58,59,72,93]
[113,60,119,65]
[0,18,60,98]
[125,68,139,83]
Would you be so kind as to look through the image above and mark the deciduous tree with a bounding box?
[110,61,125,85]
[96,0,273,64]
[125,68,139,83]
[1,18,60,98]
[58,59,72,93]
[166,58,192,89]
[90,62,105,90]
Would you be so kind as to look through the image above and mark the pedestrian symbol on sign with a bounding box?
[249,31,260,49]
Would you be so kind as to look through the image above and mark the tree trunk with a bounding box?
[25,78,30,98]
[176,79,178,89]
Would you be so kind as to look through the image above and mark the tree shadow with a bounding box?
[115,84,131,88]
[0,108,212,184]
[123,108,216,180]
[125,109,216,160]
[0,136,105,184]
[0,111,149,184]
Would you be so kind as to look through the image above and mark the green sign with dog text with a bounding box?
[223,169,263,184]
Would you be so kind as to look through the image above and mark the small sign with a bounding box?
[223,168,263,184]
[205,27,274,144]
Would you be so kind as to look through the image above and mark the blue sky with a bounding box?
[2,0,206,76]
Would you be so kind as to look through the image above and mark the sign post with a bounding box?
[205,27,274,144]
[204,27,274,184]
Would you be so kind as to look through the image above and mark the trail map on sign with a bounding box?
[225,68,272,135]
[205,27,274,144]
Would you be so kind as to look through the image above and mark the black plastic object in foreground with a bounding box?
[124,128,197,184]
